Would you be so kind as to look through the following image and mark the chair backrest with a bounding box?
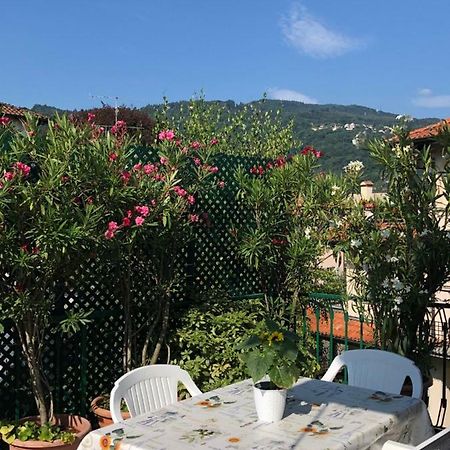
[321,349,423,398]
[110,364,202,423]
[382,427,450,449]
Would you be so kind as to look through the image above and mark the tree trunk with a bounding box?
[150,296,170,365]
[17,321,50,424]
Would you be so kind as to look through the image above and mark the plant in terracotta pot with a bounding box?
[236,319,316,422]
[90,396,130,428]
[0,115,124,447]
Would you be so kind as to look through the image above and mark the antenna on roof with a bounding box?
[89,94,120,122]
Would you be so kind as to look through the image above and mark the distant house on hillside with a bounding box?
[0,102,47,130]
[407,118,449,212]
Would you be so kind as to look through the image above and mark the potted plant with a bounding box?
[236,319,315,422]
[90,396,130,428]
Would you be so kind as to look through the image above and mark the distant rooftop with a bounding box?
[0,102,47,120]
[409,118,450,141]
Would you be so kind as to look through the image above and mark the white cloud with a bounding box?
[280,3,362,58]
[267,88,318,104]
[413,88,450,108]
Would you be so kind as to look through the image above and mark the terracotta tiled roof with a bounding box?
[408,118,450,141]
[307,308,375,344]
[0,102,47,120]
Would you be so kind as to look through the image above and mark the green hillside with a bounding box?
[32,100,438,187]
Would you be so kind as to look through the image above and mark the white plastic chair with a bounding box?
[110,364,202,423]
[321,349,423,398]
[382,427,450,449]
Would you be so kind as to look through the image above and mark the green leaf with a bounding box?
[235,335,259,351]
[242,349,274,382]
[268,361,300,389]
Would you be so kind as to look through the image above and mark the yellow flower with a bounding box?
[268,331,284,345]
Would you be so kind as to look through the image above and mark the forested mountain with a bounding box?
[32,100,438,187]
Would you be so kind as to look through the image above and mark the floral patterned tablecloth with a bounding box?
[79,378,434,450]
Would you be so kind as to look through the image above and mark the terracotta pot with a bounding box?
[90,396,130,428]
[400,373,433,402]
[9,414,91,450]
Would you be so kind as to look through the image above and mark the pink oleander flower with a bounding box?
[181,146,189,154]
[191,141,201,149]
[122,217,131,227]
[13,162,31,177]
[266,162,273,170]
[250,165,264,175]
[0,182,3,189]
[174,186,187,197]
[209,166,219,174]
[86,196,94,204]
[144,163,157,174]
[154,173,165,182]
[87,113,96,123]
[314,150,323,158]
[210,138,219,145]
[175,139,182,147]
[275,156,286,168]
[193,158,201,166]
[135,205,150,217]
[150,199,157,207]
[135,216,145,226]
[121,171,131,183]
[160,156,168,165]
[0,117,11,126]
[126,210,133,218]
[4,171,14,181]
[111,120,127,135]
[188,214,199,223]
[133,163,142,171]
[108,152,118,162]
[187,195,195,205]
[20,244,29,253]
[108,221,119,232]
[217,180,225,189]
[158,129,175,141]
[104,229,115,240]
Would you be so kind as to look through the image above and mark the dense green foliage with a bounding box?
[170,298,264,392]
[336,121,450,374]
[33,99,438,188]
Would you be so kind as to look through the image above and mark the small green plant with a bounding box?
[171,298,263,392]
[236,319,318,389]
[0,421,75,445]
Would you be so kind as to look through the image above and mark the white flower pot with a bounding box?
[253,381,287,422]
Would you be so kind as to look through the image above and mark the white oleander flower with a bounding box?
[392,277,404,291]
[343,160,364,174]
[350,238,362,248]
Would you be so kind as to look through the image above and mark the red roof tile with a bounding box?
[307,308,375,344]
[408,118,450,141]
[0,102,47,120]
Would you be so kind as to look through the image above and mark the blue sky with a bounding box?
[2,0,450,118]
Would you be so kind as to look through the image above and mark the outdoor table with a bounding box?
[79,377,434,450]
